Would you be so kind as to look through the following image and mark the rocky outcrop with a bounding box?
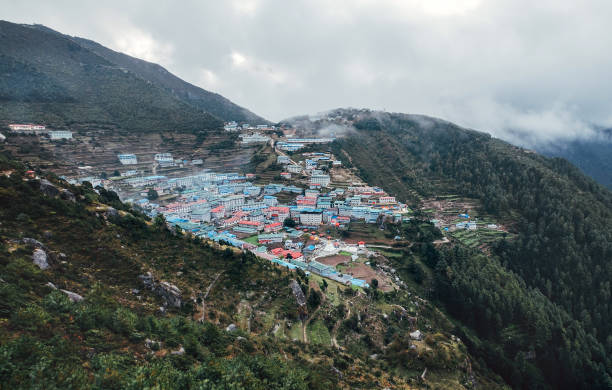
[39,179,60,197]
[32,248,50,270]
[138,272,182,307]
[138,272,155,289]
[60,189,76,202]
[104,207,119,219]
[155,282,182,308]
[290,279,306,306]
[22,237,46,249]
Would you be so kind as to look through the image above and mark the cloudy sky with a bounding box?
[3,0,612,145]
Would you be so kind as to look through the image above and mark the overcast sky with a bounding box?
[3,0,612,146]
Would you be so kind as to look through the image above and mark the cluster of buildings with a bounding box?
[117,152,203,168]
[224,122,277,132]
[102,153,405,286]
[124,163,402,259]
[276,152,337,189]
[276,137,336,152]
[240,133,271,144]
[7,124,72,140]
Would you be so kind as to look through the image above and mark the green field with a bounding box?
[451,228,510,248]
[307,320,332,346]
[243,235,259,245]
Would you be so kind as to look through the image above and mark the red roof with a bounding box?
[239,220,263,226]
[268,206,289,213]
[211,206,224,213]
[265,222,282,228]
[270,248,302,259]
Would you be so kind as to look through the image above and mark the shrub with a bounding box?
[111,307,137,335]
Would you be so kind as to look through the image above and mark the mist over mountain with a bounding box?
[1,16,612,390]
[534,128,612,189]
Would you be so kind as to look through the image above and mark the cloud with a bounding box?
[3,0,612,146]
[112,27,174,65]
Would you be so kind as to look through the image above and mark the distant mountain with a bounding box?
[0,21,265,134]
[535,130,612,189]
[33,26,266,124]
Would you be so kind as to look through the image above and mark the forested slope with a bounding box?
[331,110,612,389]
[0,21,222,134]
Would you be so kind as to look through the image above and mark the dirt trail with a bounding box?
[331,296,356,349]
[198,272,223,322]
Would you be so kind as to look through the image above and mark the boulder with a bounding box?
[155,282,182,308]
[104,207,119,219]
[170,346,185,355]
[144,338,160,349]
[61,289,84,302]
[40,179,60,197]
[32,248,50,270]
[60,189,76,202]
[139,273,181,307]
[226,323,238,332]
[22,237,45,249]
[410,330,423,340]
[138,272,155,289]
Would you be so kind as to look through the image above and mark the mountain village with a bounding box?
[6,120,505,292]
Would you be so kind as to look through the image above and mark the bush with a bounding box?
[111,307,138,335]
[11,304,51,332]
[42,290,73,314]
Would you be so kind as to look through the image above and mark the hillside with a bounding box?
[0,20,225,134]
[322,109,612,389]
[0,152,511,389]
[50,30,266,124]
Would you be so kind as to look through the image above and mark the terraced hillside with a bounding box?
[0,152,509,389]
[328,109,612,389]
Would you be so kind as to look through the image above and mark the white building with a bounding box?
[49,130,72,140]
[191,207,212,223]
[155,153,173,163]
[9,124,46,132]
[240,133,271,144]
[378,196,396,204]
[287,165,302,174]
[299,212,323,226]
[118,154,138,165]
[120,170,138,177]
[310,174,330,187]
[224,121,239,131]
[219,195,245,211]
